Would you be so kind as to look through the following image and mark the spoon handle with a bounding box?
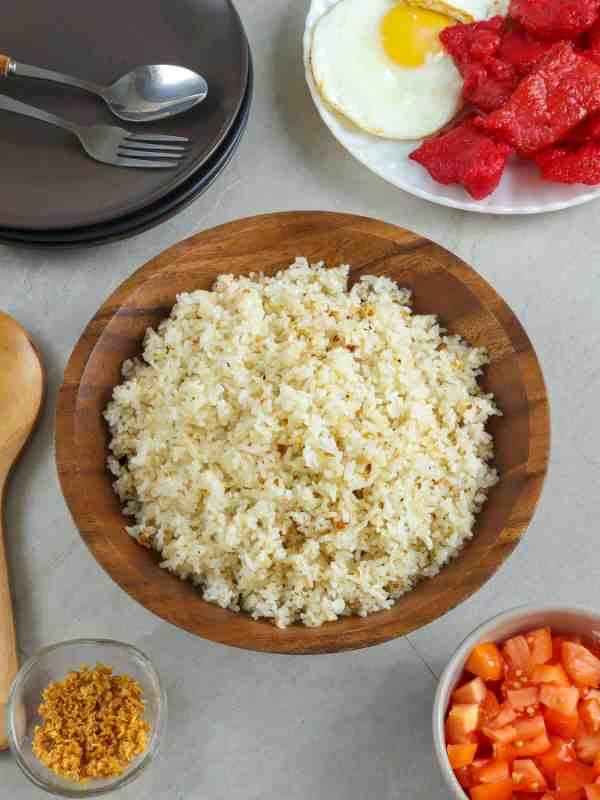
[0,494,17,750]
[0,53,105,96]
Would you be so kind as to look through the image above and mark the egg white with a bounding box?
[407,0,509,23]
[311,0,464,140]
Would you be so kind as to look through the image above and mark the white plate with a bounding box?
[304,0,600,215]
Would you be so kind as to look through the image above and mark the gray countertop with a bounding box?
[1,2,599,798]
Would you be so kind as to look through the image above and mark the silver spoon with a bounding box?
[0,55,208,122]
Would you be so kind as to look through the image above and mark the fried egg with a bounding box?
[311,0,464,140]
[407,0,509,23]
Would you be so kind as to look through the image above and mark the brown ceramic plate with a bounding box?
[56,213,550,654]
[0,51,253,247]
[0,0,248,230]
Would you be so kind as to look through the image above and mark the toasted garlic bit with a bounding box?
[32,664,150,784]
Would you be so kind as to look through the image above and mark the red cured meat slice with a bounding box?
[509,0,600,41]
[475,42,600,154]
[536,142,600,183]
[409,118,513,199]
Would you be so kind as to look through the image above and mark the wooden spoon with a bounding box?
[0,313,43,749]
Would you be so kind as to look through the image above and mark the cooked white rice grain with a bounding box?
[105,259,500,628]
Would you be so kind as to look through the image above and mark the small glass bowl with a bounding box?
[7,639,167,797]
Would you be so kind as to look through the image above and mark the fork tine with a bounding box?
[115,157,179,169]
[124,133,189,143]
[119,146,186,160]
[121,140,187,152]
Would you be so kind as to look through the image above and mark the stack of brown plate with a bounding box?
[0,0,251,247]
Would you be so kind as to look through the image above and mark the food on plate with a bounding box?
[409,115,513,198]
[408,0,600,197]
[564,113,600,145]
[535,142,600,184]
[445,626,600,800]
[105,261,499,629]
[497,27,559,75]
[475,43,600,155]
[407,0,509,24]
[509,0,600,40]
[439,17,521,112]
[588,18,600,63]
[310,0,464,139]
[32,664,150,783]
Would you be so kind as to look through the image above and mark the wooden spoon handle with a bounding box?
[0,503,17,750]
[0,55,12,78]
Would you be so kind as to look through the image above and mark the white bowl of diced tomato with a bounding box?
[433,605,600,800]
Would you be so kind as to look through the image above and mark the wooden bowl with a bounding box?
[56,212,550,654]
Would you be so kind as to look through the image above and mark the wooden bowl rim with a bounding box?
[55,211,550,654]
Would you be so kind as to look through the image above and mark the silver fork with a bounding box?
[0,93,188,168]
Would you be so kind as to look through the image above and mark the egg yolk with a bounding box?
[381,2,453,68]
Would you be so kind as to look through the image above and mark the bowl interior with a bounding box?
[56,211,550,654]
[433,606,600,800]
[8,640,165,797]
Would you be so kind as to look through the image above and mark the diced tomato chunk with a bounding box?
[484,725,520,744]
[455,678,490,705]
[471,778,515,800]
[513,759,547,792]
[447,703,481,743]
[527,630,554,666]
[540,686,580,717]
[537,738,576,779]
[513,734,552,758]
[563,644,600,688]
[576,730,600,764]
[541,793,585,800]
[532,665,571,687]
[556,763,598,793]
[584,785,600,800]
[586,638,600,663]
[581,700,600,733]
[449,743,479,769]
[545,709,581,739]
[554,638,571,664]
[474,760,512,784]
[595,749,600,773]
[456,765,477,789]
[552,636,583,659]
[505,637,534,675]
[509,688,541,711]
[515,716,548,741]
[447,720,478,745]
[494,743,519,763]
[513,795,541,800]
[482,691,503,725]
[490,704,520,730]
